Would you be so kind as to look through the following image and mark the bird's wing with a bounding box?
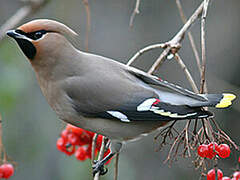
[125,66,208,102]
[83,100,212,122]
[63,68,211,123]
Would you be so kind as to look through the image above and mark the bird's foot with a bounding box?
[92,160,108,177]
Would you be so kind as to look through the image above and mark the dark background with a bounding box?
[0,0,239,179]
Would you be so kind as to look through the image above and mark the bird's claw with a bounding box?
[92,160,108,176]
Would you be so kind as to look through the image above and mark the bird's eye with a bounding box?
[25,30,48,40]
[34,31,43,40]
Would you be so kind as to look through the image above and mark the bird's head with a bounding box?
[6,19,78,62]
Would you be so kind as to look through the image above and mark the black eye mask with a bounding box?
[15,38,36,59]
[15,29,48,40]
[13,29,51,60]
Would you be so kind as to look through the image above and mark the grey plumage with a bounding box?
[6,19,236,175]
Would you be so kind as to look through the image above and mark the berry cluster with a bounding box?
[197,142,231,159]
[56,124,112,164]
[207,169,240,180]
[0,163,14,179]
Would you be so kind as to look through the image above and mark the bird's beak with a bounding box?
[6,29,36,60]
[6,30,29,41]
[6,30,20,39]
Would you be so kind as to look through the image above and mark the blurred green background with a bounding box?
[0,0,239,179]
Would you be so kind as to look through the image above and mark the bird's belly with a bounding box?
[68,116,169,141]
[40,82,168,141]
[52,101,168,141]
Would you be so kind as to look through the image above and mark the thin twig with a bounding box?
[114,153,119,180]
[127,43,166,66]
[91,134,98,164]
[0,0,50,42]
[197,1,211,155]
[149,2,205,74]
[175,0,202,73]
[200,0,210,94]
[0,6,31,42]
[206,118,215,140]
[94,136,107,180]
[210,118,239,150]
[184,120,191,157]
[201,119,210,142]
[174,53,199,93]
[127,1,205,70]
[82,0,91,51]
[164,123,189,164]
[129,0,141,27]
[154,120,177,141]
[147,46,172,74]
[170,2,204,45]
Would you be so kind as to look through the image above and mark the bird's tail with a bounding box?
[203,93,236,108]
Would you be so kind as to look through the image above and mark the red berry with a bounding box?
[233,171,240,179]
[222,177,231,180]
[68,133,81,145]
[207,142,219,159]
[0,163,14,179]
[79,131,92,145]
[61,129,69,141]
[96,135,103,151]
[86,144,93,159]
[238,156,240,163]
[198,144,208,157]
[75,147,88,161]
[217,144,231,158]
[0,165,4,178]
[207,169,223,180]
[66,124,84,136]
[56,137,66,152]
[56,137,75,155]
[85,130,94,138]
[65,145,76,156]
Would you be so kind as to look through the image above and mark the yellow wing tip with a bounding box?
[222,93,236,101]
[216,93,236,108]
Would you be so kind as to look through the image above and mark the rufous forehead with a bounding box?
[18,22,46,33]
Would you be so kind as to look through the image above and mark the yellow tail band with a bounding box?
[215,93,236,108]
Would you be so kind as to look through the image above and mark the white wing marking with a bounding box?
[107,111,130,122]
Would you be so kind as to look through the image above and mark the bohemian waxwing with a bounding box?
[6,19,236,175]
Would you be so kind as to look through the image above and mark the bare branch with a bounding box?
[170,2,204,45]
[128,1,205,74]
[0,6,31,42]
[0,0,50,42]
[94,136,107,180]
[174,53,199,93]
[147,46,172,74]
[210,118,239,150]
[175,0,202,73]
[127,43,166,66]
[129,0,141,27]
[184,120,191,157]
[82,0,91,51]
[200,0,210,94]
[114,153,119,180]
[91,134,98,164]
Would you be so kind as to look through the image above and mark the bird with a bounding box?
[6,19,236,176]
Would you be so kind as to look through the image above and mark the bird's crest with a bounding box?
[18,19,78,39]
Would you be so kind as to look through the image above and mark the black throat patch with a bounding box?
[15,38,36,60]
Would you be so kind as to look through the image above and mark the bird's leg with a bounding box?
[92,152,115,176]
[92,141,122,176]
